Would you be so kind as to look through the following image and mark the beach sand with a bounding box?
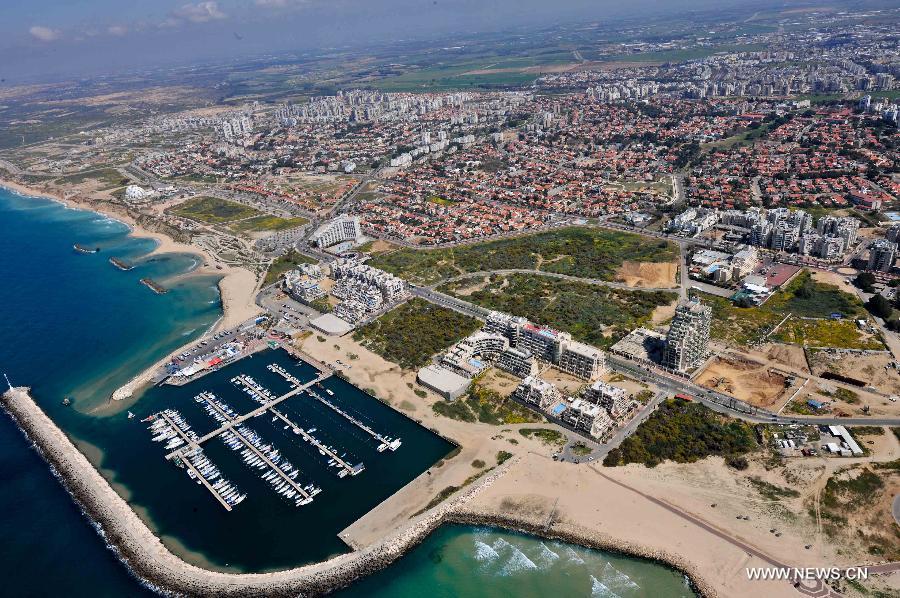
[0,178,261,400]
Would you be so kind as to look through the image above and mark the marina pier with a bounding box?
[180,452,233,512]
[267,364,401,452]
[269,407,364,477]
[165,370,333,459]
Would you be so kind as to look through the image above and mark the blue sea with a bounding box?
[0,187,695,596]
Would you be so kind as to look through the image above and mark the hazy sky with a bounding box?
[1,0,784,83]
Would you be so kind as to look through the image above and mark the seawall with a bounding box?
[0,386,515,596]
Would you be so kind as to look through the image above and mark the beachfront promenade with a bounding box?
[0,386,517,597]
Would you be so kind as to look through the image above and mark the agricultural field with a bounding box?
[353,298,481,370]
[169,196,261,224]
[440,273,677,348]
[697,270,872,348]
[368,226,679,286]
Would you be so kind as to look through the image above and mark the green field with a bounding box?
[698,271,871,348]
[432,383,543,426]
[772,318,884,350]
[169,196,261,224]
[603,398,757,467]
[368,227,679,286]
[229,215,309,233]
[353,298,481,369]
[440,273,677,348]
[263,250,317,286]
[55,168,128,190]
[368,54,570,92]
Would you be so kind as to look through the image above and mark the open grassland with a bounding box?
[603,398,758,468]
[772,318,884,350]
[353,298,481,369]
[432,382,544,425]
[169,196,261,224]
[229,215,308,234]
[263,250,317,286]
[440,273,677,348]
[697,270,871,348]
[55,167,128,190]
[368,227,679,286]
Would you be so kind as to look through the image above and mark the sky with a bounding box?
[0,0,794,83]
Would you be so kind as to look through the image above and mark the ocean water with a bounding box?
[0,187,697,596]
[339,525,697,597]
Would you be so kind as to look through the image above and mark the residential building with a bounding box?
[310,215,363,249]
[663,299,712,372]
[868,239,897,272]
[512,376,562,410]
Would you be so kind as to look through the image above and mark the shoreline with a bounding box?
[0,178,262,401]
[2,386,711,597]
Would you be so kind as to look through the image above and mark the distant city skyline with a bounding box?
[3,0,802,82]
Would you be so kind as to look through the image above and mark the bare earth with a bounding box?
[616,260,679,288]
[695,355,790,409]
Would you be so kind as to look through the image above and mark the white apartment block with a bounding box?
[512,376,562,410]
[310,215,363,249]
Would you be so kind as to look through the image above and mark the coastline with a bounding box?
[2,386,711,597]
[0,177,262,401]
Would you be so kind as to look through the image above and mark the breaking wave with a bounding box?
[473,540,500,563]
[590,575,620,598]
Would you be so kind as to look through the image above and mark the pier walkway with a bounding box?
[270,407,362,477]
[197,393,313,501]
[268,364,399,451]
[181,454,232,511]
[165,370,333,459]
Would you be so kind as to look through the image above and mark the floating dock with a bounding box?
[165,371,333,460]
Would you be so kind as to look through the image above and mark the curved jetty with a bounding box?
[0,386,522,597]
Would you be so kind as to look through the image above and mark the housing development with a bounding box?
[2,2,900,597]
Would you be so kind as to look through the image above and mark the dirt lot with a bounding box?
[478,368,523,397]
[808,350,900,396]
[615,260,678,288]
[695,356,790,409]
[760,343,810,373]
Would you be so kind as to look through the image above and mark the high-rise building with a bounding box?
[663,299,712,372]
[868,239,897,272]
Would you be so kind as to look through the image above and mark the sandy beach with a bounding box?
[0,177,261,400]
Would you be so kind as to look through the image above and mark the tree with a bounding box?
[865,294,893,320]
[854,272,877,293]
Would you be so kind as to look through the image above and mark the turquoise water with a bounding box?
[339,526,697,597]
[0,187,697,596]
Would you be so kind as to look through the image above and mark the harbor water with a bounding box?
[0,186,698,596]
